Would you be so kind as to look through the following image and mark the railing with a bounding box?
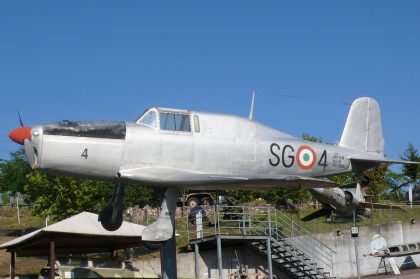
[186,204,335,276]
[269,207,335,275]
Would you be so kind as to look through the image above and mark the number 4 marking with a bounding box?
[318,150,327,171]
[82,148,88,159]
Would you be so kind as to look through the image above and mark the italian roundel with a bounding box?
[296,145,317,170]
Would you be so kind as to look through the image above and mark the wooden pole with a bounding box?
[10,251,16,279]
[49,238,55,279]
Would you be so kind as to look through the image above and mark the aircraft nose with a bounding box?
[9,127,31,145]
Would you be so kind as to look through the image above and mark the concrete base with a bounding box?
[313,220,420,278]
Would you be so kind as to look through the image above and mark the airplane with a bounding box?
[8,97,419,245]
[301,183,403,221]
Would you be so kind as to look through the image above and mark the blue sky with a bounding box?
[0,1,419,169]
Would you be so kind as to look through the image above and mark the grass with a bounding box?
[285,205,420,234]
[0,207,45,231]
[0,207,46,276]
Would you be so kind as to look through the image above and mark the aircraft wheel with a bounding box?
[186,197,199,208]
[201,197,212,207]
[144,241,165,250]
[99,205,123,231]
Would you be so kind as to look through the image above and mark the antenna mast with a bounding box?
[248,90,256,120]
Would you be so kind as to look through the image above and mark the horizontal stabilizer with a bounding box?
[301,207,332,221]
[349,156,420,165]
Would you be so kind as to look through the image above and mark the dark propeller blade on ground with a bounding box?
[301,207,333,221]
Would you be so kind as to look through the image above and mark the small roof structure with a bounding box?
[0,212,146,256]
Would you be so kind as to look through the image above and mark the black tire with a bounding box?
[99,205,123,231]
[186,197,199,208]
[144,241,165,250]
[201,197,213,207]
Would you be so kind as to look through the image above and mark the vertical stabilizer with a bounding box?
[339,97,384,156]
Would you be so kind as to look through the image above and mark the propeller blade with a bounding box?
[18,110,24,127]
[24,138,37,169]
[301,207,333,221]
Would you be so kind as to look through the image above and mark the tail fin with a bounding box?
[339,97,384,156]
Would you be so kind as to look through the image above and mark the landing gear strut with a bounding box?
[99,182,125,231]
[142,188,179,248]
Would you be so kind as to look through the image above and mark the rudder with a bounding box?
[339,97,384,156]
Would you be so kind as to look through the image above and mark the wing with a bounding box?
[358,201,404,210]
[349,155,420,165]
[118,166,337,190]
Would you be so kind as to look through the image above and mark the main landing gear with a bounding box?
[98,183,179,249]
[99,182,125,231]
[98,185,179,278]
[142,188,179,248]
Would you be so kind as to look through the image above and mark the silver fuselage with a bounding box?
[27,108,375,190]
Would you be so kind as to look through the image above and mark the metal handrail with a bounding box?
[185,204,335,276]
[266,208,334,274]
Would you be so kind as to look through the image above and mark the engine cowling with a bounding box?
[344,190,359,210]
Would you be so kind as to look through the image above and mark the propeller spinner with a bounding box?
[9,127,31,145]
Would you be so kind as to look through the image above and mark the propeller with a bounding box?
[24,138,37,169]
[9,111,31,145]
[301,207,333,221]
[18,110,24,127]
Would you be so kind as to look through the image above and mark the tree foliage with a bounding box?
[400,143,419,183]
[25,172,113,219]
[302,133,322,143]
[363,163,390,201]
[0,148,31,193]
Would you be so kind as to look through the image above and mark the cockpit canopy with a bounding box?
[136,108,196,133]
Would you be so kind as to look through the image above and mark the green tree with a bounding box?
[0,148,31,193]
[124,184,161,208]
[225,190,257,204]
[25,171,161,220]
[25,172,113,219]
[364,163,390,201]
[400,143,419,184]
[302,133,322,143]
[384,143,420,200]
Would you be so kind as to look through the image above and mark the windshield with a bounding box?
[136,110,157,128]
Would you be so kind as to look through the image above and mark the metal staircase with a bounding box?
[186,205,335,279]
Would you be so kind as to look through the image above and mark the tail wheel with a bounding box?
[144,241,165,250]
